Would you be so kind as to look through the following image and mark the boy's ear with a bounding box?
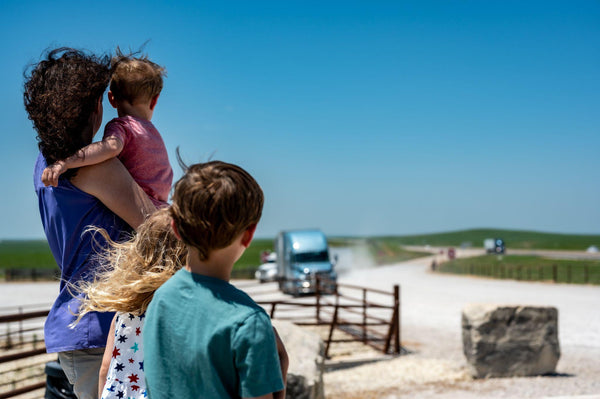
[241,224,257,248]
[107,91,118,109]
[171,219,182,240]
[149,94,160,111]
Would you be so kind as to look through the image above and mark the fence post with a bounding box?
[362,288,367,344]
[19,307,23,346]
[315,275,321,322]
[384,285,401,355]
[270,303,277,319]
[324,295,339,359]
[395,285,400,355]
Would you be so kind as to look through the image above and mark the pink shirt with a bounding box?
[104,116,173,206]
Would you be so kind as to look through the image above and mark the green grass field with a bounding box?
[0,238,275,279]
[437,254,600,284]
[373,228,600,250]
[0,240,57,268]
[2,228,599,280]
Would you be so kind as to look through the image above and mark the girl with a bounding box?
[73,208,186,399]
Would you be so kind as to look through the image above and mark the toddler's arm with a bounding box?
[41,136,123,187]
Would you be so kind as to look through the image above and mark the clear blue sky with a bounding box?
[1,1,599,239]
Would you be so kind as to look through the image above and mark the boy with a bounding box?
[144,161,287,399]
[42,50,172,207]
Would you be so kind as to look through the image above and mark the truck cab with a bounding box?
[276,229,337,295]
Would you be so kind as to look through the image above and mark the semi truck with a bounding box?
[276,229,337,296]
[484,238,505,254]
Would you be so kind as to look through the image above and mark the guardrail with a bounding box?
[437,261,600,284]
[2,269,59,282]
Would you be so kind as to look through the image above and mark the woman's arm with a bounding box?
[71,158,156,229]
[98,315,117,399]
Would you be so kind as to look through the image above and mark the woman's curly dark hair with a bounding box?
[24,48,111,176]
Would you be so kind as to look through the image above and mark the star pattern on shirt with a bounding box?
[105,312,146,398]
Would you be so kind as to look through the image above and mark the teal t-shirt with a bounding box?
[144,269,284,398]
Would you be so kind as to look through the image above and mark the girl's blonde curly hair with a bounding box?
[73,208,186,324]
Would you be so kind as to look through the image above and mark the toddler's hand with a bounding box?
[42,161,67,187]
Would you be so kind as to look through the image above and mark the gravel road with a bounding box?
[325,248,600,398]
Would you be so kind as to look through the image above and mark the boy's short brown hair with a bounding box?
[170,161,264,261]
[109,50,165,104]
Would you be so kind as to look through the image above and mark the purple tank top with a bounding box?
[34,153,131,353]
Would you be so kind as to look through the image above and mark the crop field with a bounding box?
[437,254,600,285]
[372,228,600,250]
[0,238,275,279]
[2,228,599,281]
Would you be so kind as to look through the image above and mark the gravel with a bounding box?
[326,249,600,398]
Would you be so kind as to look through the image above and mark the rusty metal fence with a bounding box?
[0,305,52,399]
[0,279,401,398]
[239,276,401,358]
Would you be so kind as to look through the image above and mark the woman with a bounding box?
[24,47,156,399]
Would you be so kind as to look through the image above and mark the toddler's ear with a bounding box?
[149,94,160,111]
[241,224,257,248]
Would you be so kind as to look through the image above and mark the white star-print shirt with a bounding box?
[101,312,147,399]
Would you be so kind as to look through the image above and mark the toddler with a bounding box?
[42,50,173,207]
[144,161,287,399]
[73,208,187,399]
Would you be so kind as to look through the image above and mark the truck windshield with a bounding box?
[293,250,329,263]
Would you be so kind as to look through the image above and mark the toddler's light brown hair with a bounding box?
[110,48,166,104]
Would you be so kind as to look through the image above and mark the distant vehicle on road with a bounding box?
[484,238,505,254]
[255,252,277,283]
[276,229,337,296]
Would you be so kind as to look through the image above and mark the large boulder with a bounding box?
[462,304,560,378]
[272,320,325,399]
